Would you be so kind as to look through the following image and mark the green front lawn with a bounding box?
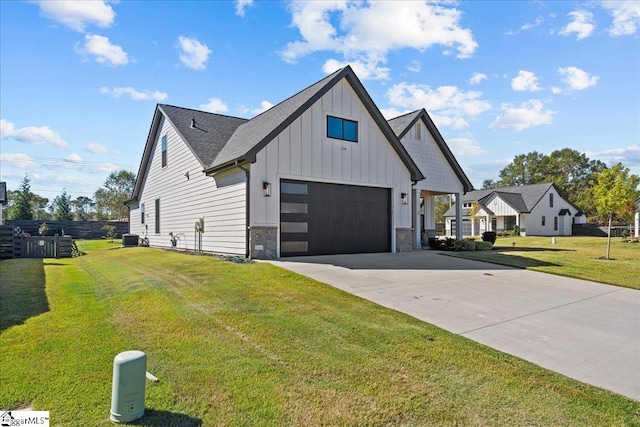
[1,241,638,426]
[444,236,640,290]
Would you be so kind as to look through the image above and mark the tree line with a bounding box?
[3,170,136,222]
[435,148,639,225]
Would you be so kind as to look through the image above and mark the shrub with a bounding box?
[39,222,50,236]
[454,239,476,251]
[621,229,630,238]
[510,225,520,237]
[482,231,497,244]
[475,241,493,251]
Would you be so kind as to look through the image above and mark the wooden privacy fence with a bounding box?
[0,225,73,259]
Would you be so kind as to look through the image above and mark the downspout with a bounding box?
[238,163,251,259]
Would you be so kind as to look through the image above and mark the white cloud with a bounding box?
[75,34,128,66]
[551,87,563,94]
[253,101,274,114]
[469,72,487,85]
[490,99,555,131]
[511,70,541,92]
[0,153,36,169]
[379,107,412,120]
[407,60,421,73]
[386,83,491,129]
[100,87,168,101]
[85,141,108,154]
[559,10,595,40]
[322,58,390,80]
[178,36,212,70]
[200,98,229,114]
[600,1,640,36]
[280,1,477,78]
[35,0,115,32]
[235,0,253,17]
[66,153,82,163]
[587,144,640,166]
[0,119,68,148]
[557,66,599,90]
[447,137,486,156]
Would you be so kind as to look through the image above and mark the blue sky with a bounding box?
[1,1,639,200]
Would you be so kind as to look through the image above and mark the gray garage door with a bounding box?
[280,180,391,257]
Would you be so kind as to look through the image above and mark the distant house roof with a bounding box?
[443,182,581,217]
[387,109,473,193]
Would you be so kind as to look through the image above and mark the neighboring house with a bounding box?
[444,183,586,237]
[635,197,640,238]
[126,66,469,259]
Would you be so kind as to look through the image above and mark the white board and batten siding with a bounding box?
[129,116,246,254]
[402,122,464,195]
[526,187,583,236]
[250,78,413,238]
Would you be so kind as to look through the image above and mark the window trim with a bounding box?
[326,115,358,143]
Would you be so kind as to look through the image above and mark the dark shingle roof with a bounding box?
[387,110,421,139]
[209,69,344,170]
[159,105,248,168]
[444,183,555,217]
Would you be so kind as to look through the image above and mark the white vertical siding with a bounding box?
[251,78,412,231]
[129,116,246,254]
[526,188,581,236]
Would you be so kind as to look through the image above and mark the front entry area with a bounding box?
[280,179,391,257]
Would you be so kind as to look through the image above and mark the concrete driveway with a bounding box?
[266,251,640,400]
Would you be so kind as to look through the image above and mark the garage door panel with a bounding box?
[281,180,390,257]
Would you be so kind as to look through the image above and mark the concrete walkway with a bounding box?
[266,251,640,400]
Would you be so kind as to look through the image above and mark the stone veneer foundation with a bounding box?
[395,227,414,252]
[250,226,278,259]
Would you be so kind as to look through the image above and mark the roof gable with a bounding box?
[127,104,247,203]
[207,66,424,181]
[388,109,473,192]
[444,183,557,217]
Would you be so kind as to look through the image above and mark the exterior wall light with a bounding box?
[401,193,408,205]
[263,182,271,197]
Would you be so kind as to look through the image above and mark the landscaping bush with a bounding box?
[475,241,494,251]
[482,231,497,244]
[454,239,476,251]
[510,225,520,237]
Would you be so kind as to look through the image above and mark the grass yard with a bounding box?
[1,241,638,426]
[444,236,640,290]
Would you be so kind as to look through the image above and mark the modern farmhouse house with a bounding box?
[126,66,471,259]
[444,183,586,237]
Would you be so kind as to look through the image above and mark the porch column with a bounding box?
[413,189,421,249]
[635,211,639,238]
[455,193,463,240]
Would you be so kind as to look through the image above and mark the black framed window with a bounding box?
[549,193,554,207]
[504,216,516,230]
[541,215,545,226]
[554,216,558,231]
[155,199,160,234]
[327,116,358,142]
[141,203,145,224]
[161,135,167,167]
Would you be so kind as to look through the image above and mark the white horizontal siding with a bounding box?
[251,79,412,231]
[129,116,246,254]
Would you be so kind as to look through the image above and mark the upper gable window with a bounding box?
[327,116,358,142]
[415,122,422,140]
[161,135,168,167]
[549,193,554,208]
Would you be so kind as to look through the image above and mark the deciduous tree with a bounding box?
[94,170,136,220]
[592,163,640,259]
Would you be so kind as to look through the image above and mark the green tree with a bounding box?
[52,189,73,220]
[32,194,51,220]
[9,175,35,220]
[498,151,547,187]
[591,163,640,260]
[434,194,452,223]
[72,196,94,221]
[93,170,136,220]
[482,179,497,189]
